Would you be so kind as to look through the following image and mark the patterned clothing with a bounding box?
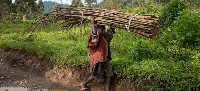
[87,34,112,73]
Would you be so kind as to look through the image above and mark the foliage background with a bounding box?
[0,0,200,90]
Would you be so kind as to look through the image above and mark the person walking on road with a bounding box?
[80,16,116,91]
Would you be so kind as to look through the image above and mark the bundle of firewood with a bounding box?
[34,7,160,39]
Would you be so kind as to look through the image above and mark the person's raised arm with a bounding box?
[90,16,99,45]
[90,16,97,35]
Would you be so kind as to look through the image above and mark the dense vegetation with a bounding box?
[0,0,44,20]
[43,1,69,14]
[0,0,200,90]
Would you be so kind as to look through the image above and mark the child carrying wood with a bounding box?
[79,16,115,91]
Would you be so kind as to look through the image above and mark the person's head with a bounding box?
[105,27,116,43]
[95,25,105,34]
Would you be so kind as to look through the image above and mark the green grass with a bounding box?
[0,17,200,90]
[0,21,90,67]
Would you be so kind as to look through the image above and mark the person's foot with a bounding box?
[79,83,89,91]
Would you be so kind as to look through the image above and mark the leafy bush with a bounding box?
[157,9,200,61]
[119,4,162,15]
[170,10,200,48]
[126,59,200,91]
[29,15,42,20]
[159,0,185,29]
[168,45,194,61]
[6,13,22,22]
[133,39,168,61]
[162,9,200,49]
[139,5,162,14]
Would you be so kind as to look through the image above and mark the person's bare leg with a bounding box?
[106,77,111,91]
[82,76,95,88]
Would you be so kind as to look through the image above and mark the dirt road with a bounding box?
[0,49,79,91]
[0,49,116,91]
[0,49,144,91]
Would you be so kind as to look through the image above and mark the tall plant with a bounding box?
[159,0,185,30]
[101,0,121,9]
[71,0,84,7]
[15,0,37,16]
[170,10,200,48]
[38,0,44,14]
[0,0,12,19]
[85,0,97,8]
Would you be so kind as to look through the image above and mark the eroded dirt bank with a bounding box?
[0,49,144,91]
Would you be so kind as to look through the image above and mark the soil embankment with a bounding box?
[0,49,143,91]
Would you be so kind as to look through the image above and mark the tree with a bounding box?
[38,0,44,14]
[197,0,200,7]
[28,0,37,15]
[85,0,97,8]
[0,0,12,19]
[118,0,133,8]
[151,0,171,5]
[100,0,145,9]
[101,0,121,9]
[159,0,185,29]
[15,0,37,17]
[71,0,84,7]
[54,4,62,10]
